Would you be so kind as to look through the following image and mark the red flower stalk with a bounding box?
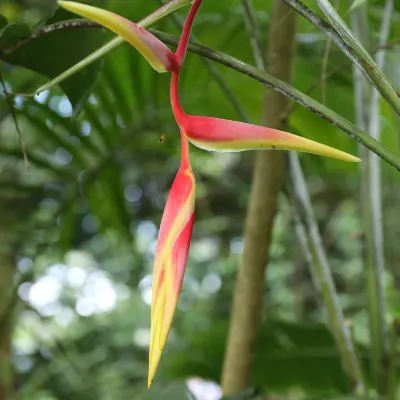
[175,0,204,66]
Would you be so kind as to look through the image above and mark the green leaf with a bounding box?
[0,19,30,49]
[1,9,105,113]
[0,15,7,30]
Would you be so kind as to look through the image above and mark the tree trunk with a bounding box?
[221,1,297,396]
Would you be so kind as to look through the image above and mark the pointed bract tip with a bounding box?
[57,1,179,72]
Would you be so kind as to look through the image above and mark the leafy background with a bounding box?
[0,0,400,399]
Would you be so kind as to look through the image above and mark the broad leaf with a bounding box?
[1,9,105,113]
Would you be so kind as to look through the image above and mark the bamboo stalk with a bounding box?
[287,153,366,394]
[366,0,393,357]
[350,0,393,389]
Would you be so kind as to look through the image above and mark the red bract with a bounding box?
[170,71,360,162]
[149,133,195,388]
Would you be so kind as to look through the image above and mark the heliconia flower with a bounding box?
[57,1,180,72]
[58,0,360,389]
[148,132,195,388]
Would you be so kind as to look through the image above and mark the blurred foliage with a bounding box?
[0,0,400,399]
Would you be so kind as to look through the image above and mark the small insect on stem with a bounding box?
[158,135,166,143]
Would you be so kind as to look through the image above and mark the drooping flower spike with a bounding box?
[148,132,195,388]
[148,0,203,387]
[57,1,180,72]
[59,0,361,388]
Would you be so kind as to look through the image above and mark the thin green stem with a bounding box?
[241,0,265,70]
[365,0,393,390]
[350,0,392,390]
[0,70,29,169]
[33,37,122,96]
[349,2,379,391]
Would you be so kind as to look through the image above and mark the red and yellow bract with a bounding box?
[148,132,195,388]
[58,1,180,72]
[170,71,360,162]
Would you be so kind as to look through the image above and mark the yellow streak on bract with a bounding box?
[58,1,168,72]
[151,168,195,317]
[187,137,361,163]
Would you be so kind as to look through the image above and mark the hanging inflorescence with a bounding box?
[58,0,360,388]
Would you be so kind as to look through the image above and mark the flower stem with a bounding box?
[175,0,203,65]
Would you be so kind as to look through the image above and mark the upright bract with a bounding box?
[57,1,180,72]
[149,133,195,388]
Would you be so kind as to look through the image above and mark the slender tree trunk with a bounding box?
[221,1,297,395]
